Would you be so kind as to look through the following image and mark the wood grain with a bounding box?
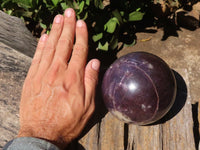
[0,11,37,57]
[0,42,31,149]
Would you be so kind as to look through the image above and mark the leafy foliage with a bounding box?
[0,0,150,51]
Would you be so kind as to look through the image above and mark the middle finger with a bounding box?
[52,8,76,65]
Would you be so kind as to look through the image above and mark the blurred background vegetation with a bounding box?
[0,0,199,52]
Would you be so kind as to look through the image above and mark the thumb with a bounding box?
[84,59,100,108]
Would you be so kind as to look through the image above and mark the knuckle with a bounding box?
[64,16,74,24]
[44,43,55,52]
[46,65,59,85]
[85,71,98,84]
[73,44,88,56]
[53,56,67,68]
[58,38,73,49]
[36,43,44,50]
[51,22,62,31]
[45,57,67,85]
[32,50,42,64]
[31,57,40,66]
[66,71,80,85]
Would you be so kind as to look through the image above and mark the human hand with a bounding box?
[17,8,100,149]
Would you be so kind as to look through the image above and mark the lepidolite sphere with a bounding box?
[102,52,176,125]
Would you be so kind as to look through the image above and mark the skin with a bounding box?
[17,8,100,149]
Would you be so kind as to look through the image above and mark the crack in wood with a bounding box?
[124,123,129,150]
[192,102,200,150]
[97,122,101,149]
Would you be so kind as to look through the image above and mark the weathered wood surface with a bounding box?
[0,13,200,150]
[74,28,200,150]
[0,11,37,57]
[0,42,31,149]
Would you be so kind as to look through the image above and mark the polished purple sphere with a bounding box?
[102,52,176,125]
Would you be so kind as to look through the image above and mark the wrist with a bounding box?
[17,128,69,149]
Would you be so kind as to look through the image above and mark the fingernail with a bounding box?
[77,20,84,27]
[54,15,62,23]
[65,8,74,17]
[40,34,48,42]
[92,60,100,71]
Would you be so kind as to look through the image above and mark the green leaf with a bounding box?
[82,11,88,20]
[110,36,118,50]
[47,30,50,34]
[92,33,103,42]
[40,22,47,29]
[1,0,17,13]
[20,11,33,18]
[112,9,123,24]
[77,1,85,14]
[104,17,119,33]
[14,9,33,18]
[128,11,144,21]
[6,10,13,15]
[136,8,141,12]
[61,2,74,10]
[86,0,90,5]
[94,0,104,9]
[98,42,109,51]
[120,11,124,17]
[72,1,79,9]
[12,0,32,10]
[51,0,59,6]
[60,2,68,10]
[1,0,11,8]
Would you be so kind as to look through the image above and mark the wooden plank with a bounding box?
[128,124,162,150]
[197,100,200,150]
[79,125,100,150]
[162,69,195,150]
[0,11,37,57]
[0,42,31,148]
[98,113,125,150]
